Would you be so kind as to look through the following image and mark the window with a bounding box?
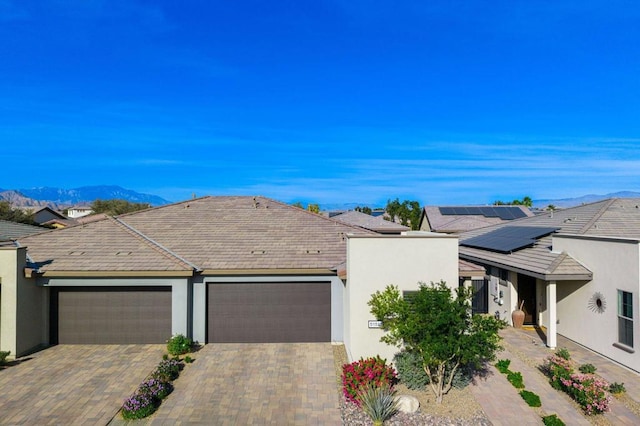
[471,279,488,314]
[403,291,418,304]
[618,290,634,348]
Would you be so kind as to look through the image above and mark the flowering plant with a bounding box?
[544,354,574,390]
[121,392,158,420]
[560,373,611,415]
[342,356,397,405]
[543,350,611,415]
[138,378,173,400]
[151,359,183,382]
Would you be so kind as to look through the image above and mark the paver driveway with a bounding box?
[145,343,342,425]
[0,344,164,425]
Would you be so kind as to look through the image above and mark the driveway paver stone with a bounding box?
[0,344,164,425]
[145,343,341,425]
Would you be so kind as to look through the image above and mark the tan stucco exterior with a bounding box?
[552,234,640,372]
[344,232,459,364]
[1,247,48,358]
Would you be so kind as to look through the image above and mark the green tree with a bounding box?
[493,196,533,208]
[307,203,320,214]
[354,206,373,215]
[384,198,421,230]
[90,199,151,216]
[291,202,320,214]
[0,201,37,225]
[368,281,504,403]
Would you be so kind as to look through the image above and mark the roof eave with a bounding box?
[458,253,590,281]
[37,270,195,278]
[200,268,337,276]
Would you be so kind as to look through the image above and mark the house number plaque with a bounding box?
[368,320,383,329]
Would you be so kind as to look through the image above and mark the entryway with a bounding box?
[517,274,537,325]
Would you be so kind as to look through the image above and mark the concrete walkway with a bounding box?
[0,345,164,425]
[497,327,640,425]
[141,343,341,425]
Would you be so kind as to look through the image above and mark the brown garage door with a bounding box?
[51,287,172,344]
[207,282,331,343]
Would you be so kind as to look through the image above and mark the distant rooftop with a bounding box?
[329,210,410,234]
[420,205,535,234]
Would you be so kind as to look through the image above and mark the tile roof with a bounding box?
[0,219,47,241]
[18,196,374,275]
[422,205,534,233]
[19,216,195,273]
[330,210,410,233]
[458,199,640,280]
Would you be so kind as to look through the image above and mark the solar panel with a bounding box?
[460,226,558,253]
[439,206,527,221]
[439,207,456,215]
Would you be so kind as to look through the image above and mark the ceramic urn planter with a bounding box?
[512,301,525,328]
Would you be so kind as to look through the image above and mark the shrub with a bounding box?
[495,358,511,374]
[358,384,399,425]
[555,348,571,361]
[151,359,183,382]
[544,354,574,390]
[342,356,397,405]
[138,378,173,400]
[121,392,158,420]
[579,363,597,374]
[184,355,194,364]
[450,364,474,389]
[542,414,566,426]
[519,389,541,407]
[162,353,169,360]
[560,373,611,415]
[0,351,10,365]
[609,382,626,394]
[544,354,611,415]
[167,334,192,356]
[507,371,525,389]
[394,350,429,390]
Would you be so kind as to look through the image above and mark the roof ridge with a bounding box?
[577,198,617,235]
[114,195,214,219]
[545,251,568,274]
[264,196,379,234]
[110,216,200,271]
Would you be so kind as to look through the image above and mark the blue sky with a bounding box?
[1,1,639,207]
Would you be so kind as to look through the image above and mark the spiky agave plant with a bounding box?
[358,384,399,426]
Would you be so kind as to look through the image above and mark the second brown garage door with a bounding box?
[207,282,331,343]
[51,286,172,344]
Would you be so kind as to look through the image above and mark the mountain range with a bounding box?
[1,185,639,212]
[0,185,171,209]
[532,191,640,209]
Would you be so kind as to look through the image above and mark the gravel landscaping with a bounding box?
[333,344,491,425]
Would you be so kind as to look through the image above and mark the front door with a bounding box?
[517,274,537,325]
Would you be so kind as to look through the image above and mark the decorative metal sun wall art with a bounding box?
[588,292,606,313]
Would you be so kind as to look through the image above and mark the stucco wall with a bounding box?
[553,235,640,372]
[345,233,459,364]
[0,247,19,356]
[485,267,515,323]
[1,247,47,357]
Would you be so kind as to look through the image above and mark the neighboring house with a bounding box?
[0,219,46,242]
[330,210,410,234]
[1,196,464,361]
[458,198,640,373]
[66,205,93,219]
[420,205,535,233]
[33,207,68,226]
